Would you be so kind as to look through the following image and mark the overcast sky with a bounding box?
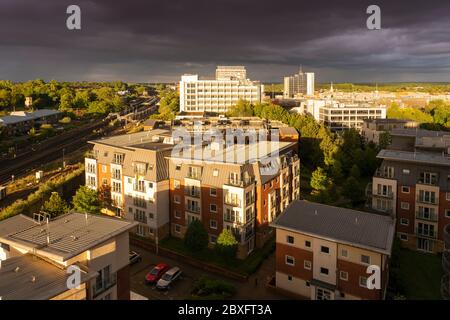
[1,0,450,83]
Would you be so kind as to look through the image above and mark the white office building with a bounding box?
[283,69,315,98]
[294,99,387,131]
[179,66,264,113]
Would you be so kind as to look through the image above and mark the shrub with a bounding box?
[184,220,208,252]
[191,277,235,299]
[59,116,72,124]
[215,229,238,260]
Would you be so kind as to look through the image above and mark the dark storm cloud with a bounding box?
[1,0,450,82]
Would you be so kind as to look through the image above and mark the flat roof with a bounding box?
[0,254,93,300]
[0,212,137,261]
[0,109,61,125]
[377,149,450,166]
[0,214,39,238]
[271,200,395,254]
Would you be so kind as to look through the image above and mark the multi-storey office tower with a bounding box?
[272,200,395,300]
[371,129,450,253]
[179,66,263,114]
[283,69,315,98]
[85,124,300,258]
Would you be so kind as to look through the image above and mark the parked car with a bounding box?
[156,267,182,290]
[129,251,142,265]
[145,263,170,285]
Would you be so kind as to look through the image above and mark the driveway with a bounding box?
[129,245,287,300]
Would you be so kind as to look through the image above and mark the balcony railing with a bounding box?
[224,216,243,224]
[372,191,394,198]
[185,188,201,198]
[134,213,147,224]
[374,169,395,179]
[415,210,438,222]
[85,151,98,160]
[417,177,439,186]
[133,185,146,193]
[415,228,437,239]
[186,206,200,214]
[225,177,254,188]
[186,172,201,180]
[416,195,438,205]
[224,197,242,207]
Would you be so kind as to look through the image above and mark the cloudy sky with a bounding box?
[1,0,450,83]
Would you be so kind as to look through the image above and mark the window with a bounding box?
[446,209,450,218]
[174,224,181,233]
[174,210,181,219]
[320,267,329,276]
[446,192,450,201]
[287,275,293,281]
[321,246,330,254]
[149,213,154,220]
[305,240,311,248]
[359,276,368,288]
[210,204,217,213]
[400,218,409,226]
[306,281,310,287]
[418,190,436,204]
[102,165,107,173]
[341,249,348,258]
[286,235,294,244]
[400,234,408,241]
[419,172,438,185]
[102,178,107,186]
[112,181,121,193]
[402,186,410,193]
[304,260,312,270]
[401,202,410,210]
[175,164,181,171]
[87,176,96,187]
[174,195,180,204]
[340,271,348,281]
[212,169,219,177]
[361,255,370,264]
[210,188,217,197]
[402,169,410,175]
[210,219,217,229]
[285,255,295,266]
[210,235,217,244]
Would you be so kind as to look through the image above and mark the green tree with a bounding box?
[349,164,361,179]
[342,176,365,204]
[184,219,208,252]
[310,167,330,191]
[215,229,238,260]
[72,186,101,214]
[42,192,69,217]
[227,99,254,117]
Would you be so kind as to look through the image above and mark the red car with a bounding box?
[145,263,169,284]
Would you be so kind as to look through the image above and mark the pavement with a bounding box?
[129,245,287,300]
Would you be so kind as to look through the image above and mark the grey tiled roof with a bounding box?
[271,200,395,254]
[0,212,137,261]
[0,214,39,237]
[377,149,450,166]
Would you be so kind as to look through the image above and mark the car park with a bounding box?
[145,263,170,285]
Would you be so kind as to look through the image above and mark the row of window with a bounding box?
[285,274,369,288]
[285,237,371,264]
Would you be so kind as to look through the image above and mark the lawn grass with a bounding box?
[159,236,275,276]
[396,248,443,300]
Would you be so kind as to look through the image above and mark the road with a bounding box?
[129,245,287,300]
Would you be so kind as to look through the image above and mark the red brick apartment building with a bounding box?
[85,119,300,258]
[271,200,395,300]
[370,129,450,253]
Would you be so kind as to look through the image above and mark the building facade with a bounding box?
[370,130,450,253]
[296,99,387,131]
[362,118,418,144]
[85,123,300,259]
[179,66,263,114]
[283,70,315,98]
[272,200,394,300]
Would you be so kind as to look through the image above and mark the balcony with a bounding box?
[134,213,147,224]
[372,191,394,199]
[224,197,242,207]
[441,274,450,300]
[225,177,254,188]
[85,151,98,160]
[374,168,395,179]
[186,205,200,214]
[185,187,201,198]
[186,172,202,180]
[133,185,146,193]
[416,195,438,205]
[415,228,437,239]
[415,210,438,222]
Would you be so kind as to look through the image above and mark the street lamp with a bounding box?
[62,148,66,168]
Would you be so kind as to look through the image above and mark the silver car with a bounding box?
[156,267,182,290]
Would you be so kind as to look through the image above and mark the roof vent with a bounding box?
[31,276,36,283]
[71,235,78,241]
[14,266,20,273]
[314,210,318,215]
[355,217,359,225]
[65,219,69,223]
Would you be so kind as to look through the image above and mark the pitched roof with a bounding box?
[0,212,137,261]
[271,200,395,255]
